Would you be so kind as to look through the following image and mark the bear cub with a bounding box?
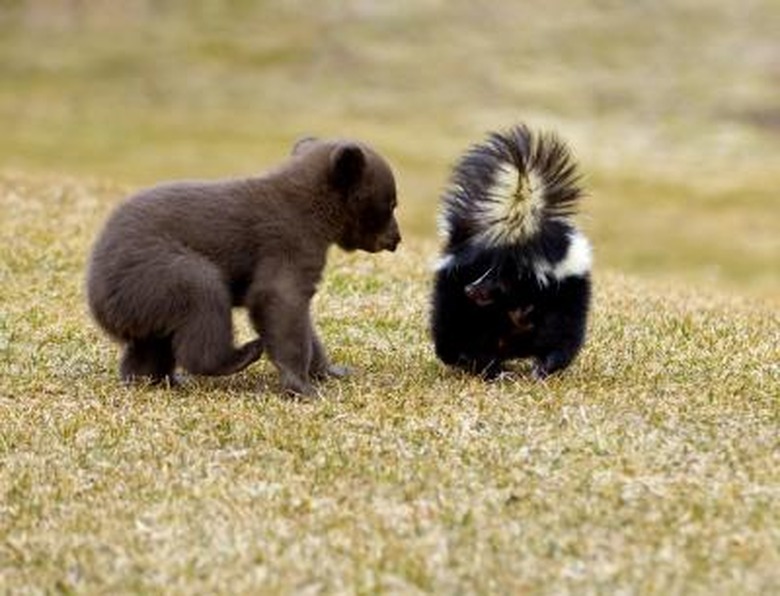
[87,137,401,396]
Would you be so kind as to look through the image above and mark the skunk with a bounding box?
[431,124,592,379]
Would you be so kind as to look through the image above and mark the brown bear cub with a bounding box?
[87,137,401,396]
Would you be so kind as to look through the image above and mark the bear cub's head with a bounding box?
[293,137,401,253]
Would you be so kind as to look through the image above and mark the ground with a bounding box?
[1,1,778,593]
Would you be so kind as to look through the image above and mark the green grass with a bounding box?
[1,1,779,593]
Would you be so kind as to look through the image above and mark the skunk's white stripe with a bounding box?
[488,163,523,207]
[553,231,592,279]
[477,162,545,246]
[434,253,455,272]
[534,231,592,285]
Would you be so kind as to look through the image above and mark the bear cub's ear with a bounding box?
[291,136,318,156]
[329,143,366,193]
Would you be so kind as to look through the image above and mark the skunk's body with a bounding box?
[431,125,592,378]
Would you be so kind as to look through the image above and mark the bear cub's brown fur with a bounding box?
[87,137,401,396]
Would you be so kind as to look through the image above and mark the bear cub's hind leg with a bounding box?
[121,335,263,385]
[170,271,265,378]
[172,310,264,378]
[121,336,176,385]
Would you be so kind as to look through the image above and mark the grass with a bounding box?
[1,173,778,593]
[1,1,779,593]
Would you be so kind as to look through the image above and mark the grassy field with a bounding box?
[1,1,779,594]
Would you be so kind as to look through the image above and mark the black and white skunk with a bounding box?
[431,124,592,379]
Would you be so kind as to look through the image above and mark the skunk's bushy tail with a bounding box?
[439,124,583,249]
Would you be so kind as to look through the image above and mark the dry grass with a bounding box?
[1,1,779,593]
[1,173,778,594]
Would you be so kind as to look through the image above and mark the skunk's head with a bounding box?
[439,125,583,251]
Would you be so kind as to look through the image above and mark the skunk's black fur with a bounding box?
[431,124,592,379]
